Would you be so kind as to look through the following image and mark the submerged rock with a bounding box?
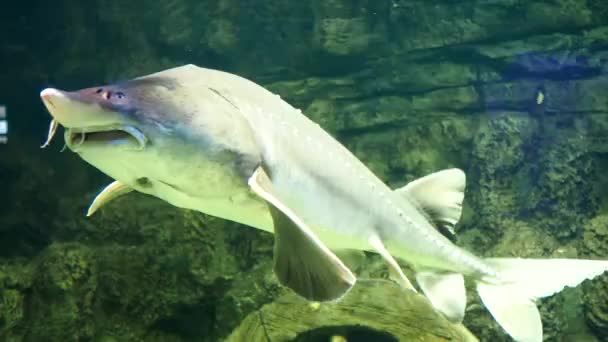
[583,215,608,335]
[0,158,276,341]
[228,280,478,342]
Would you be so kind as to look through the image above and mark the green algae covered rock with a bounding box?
[583,215,608,336]
[524,139,597,239]
[228,280,478,342]
[0,169,277,341]
[0,262,32,339]
[466,114,537,237]
[343,114,475,186]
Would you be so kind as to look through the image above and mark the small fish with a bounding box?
[40,65,608,342]
[536,89,545,105]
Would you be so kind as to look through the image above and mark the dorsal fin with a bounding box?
[395,169,466,235]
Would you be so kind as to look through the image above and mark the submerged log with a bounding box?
[228,279,478,342]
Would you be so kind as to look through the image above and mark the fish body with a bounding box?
[42,65,477,273]
[40,65,608,342]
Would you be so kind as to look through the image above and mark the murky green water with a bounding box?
[1,1,608,341]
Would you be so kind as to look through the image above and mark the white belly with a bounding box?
[80,144,274,233]
[80,144,369,252]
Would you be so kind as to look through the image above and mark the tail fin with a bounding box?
[476,258,608,342]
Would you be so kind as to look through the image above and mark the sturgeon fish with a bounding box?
[40,65,608,342]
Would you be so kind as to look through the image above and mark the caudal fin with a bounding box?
[476,258,608,342]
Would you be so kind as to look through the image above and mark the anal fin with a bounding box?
[416,271,466,322]
[248,167,356,302]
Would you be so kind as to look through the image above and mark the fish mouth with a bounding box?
[65,125,147,151]
[40,87,148,151]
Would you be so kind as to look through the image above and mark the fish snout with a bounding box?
[40,87,123,129]
[40,88,75,126]
[40,88,61,108]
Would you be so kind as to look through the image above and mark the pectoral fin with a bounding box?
[87,180,133,216]
[248,167,356,301]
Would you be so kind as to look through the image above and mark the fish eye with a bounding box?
[116,92,126,99]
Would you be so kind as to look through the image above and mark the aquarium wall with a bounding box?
[1,0,608,341]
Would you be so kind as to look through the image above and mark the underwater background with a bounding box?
[1,0,608,341]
